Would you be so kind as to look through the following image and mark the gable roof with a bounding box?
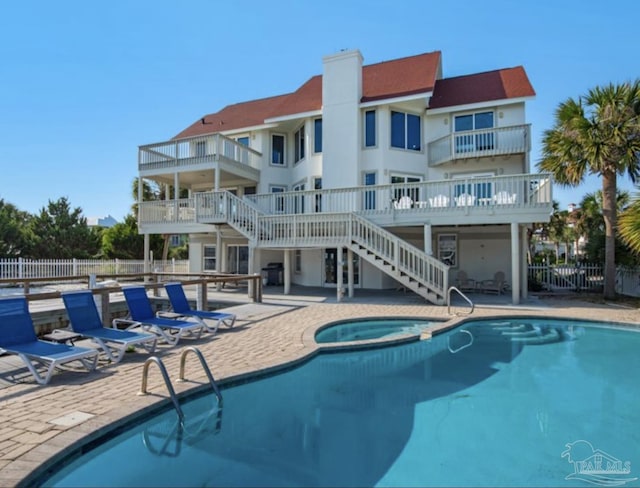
[173,52,533,139]
[428,66,535,109]
[173,93,291,139]
[361,51,441,102]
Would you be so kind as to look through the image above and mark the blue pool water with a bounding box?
[315,318,439,343]
[43,318,640,487]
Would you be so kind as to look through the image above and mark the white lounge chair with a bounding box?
[62,290,158,363]
[0,297,98,385]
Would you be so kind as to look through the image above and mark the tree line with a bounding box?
[0,193,185,261]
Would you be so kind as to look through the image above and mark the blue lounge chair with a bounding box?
[122,286,205,345]
[164,282,236,333]
[62,290,158,363]
[0,297,98,385]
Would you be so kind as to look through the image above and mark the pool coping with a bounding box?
[3,299,639,487]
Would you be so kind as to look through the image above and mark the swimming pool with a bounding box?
[41,318,640,487]
[315,317,439,343]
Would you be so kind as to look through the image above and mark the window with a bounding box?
[271,185,286,213]
[293,182,305,213]
[437,234,457,267]
[271,134,285,165]
[391,174,421,202]
[391,111,421,151]
[363,172,376,210]
[314,119,322,153]
[454,111,495,153]
[203,245,216,271]
[313,177,322,212]
[294,126,305,163]
[364,110,376,147]
[195,141,206,157]
[236,136,249,163]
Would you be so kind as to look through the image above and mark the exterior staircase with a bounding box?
[203,191,449,304]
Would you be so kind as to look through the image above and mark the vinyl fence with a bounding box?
[528,263,640,297]
[0,258,189,280]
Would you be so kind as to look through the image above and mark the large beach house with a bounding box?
[136,49,552,305]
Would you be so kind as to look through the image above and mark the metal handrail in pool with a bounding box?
[178,346,223,407]
[447,286,474,316]
[139,356,185,422]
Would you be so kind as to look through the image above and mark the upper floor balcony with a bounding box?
[427,124,530,166]
[138,133,262,184]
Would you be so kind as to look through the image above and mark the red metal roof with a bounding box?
[428,66,535,109]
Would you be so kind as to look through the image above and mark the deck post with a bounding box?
[337,247,344,302]
[511,222,520,305]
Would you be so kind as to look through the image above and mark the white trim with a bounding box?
[265,109,322,124]
[426,96,534,115]
[360,91,433,108]
[220,123,279,135]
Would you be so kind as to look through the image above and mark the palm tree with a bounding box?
[538,80,640,299]
[619,191,640,254]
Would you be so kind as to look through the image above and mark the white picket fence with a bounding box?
[528,263,640,297]
[0,258,189,280]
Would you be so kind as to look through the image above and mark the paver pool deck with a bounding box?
[0,286,638,486]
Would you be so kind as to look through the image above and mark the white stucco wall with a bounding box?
[321,50,362,189]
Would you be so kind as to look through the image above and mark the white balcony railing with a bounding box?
[428,124,531,166]
[245,173,552,216]
[138,133,262,172]
[138,173,552,226]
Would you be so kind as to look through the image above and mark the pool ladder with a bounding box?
[139,346,223,423]
[447,286,474,316]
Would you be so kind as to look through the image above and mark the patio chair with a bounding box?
[393,195,413,209]
[480,271,506,295]
[455,193,476,206]
[493,191,517,205]
[429,194,450,208]
[164,282,236,333]
[455,270,477,292]
[62,290,158,363]
[0,297,98,385]
[122,286,205,345]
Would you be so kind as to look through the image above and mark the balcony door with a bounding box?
[452,173,494,204]
[454,111,495,153]
[324,248,360,287]
[390,174,421,203]
[227,245,249,274]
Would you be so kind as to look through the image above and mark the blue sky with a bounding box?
[1,0,638,222]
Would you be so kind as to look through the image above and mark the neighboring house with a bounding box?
[136,49,553,304]
[86,215,118,228]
